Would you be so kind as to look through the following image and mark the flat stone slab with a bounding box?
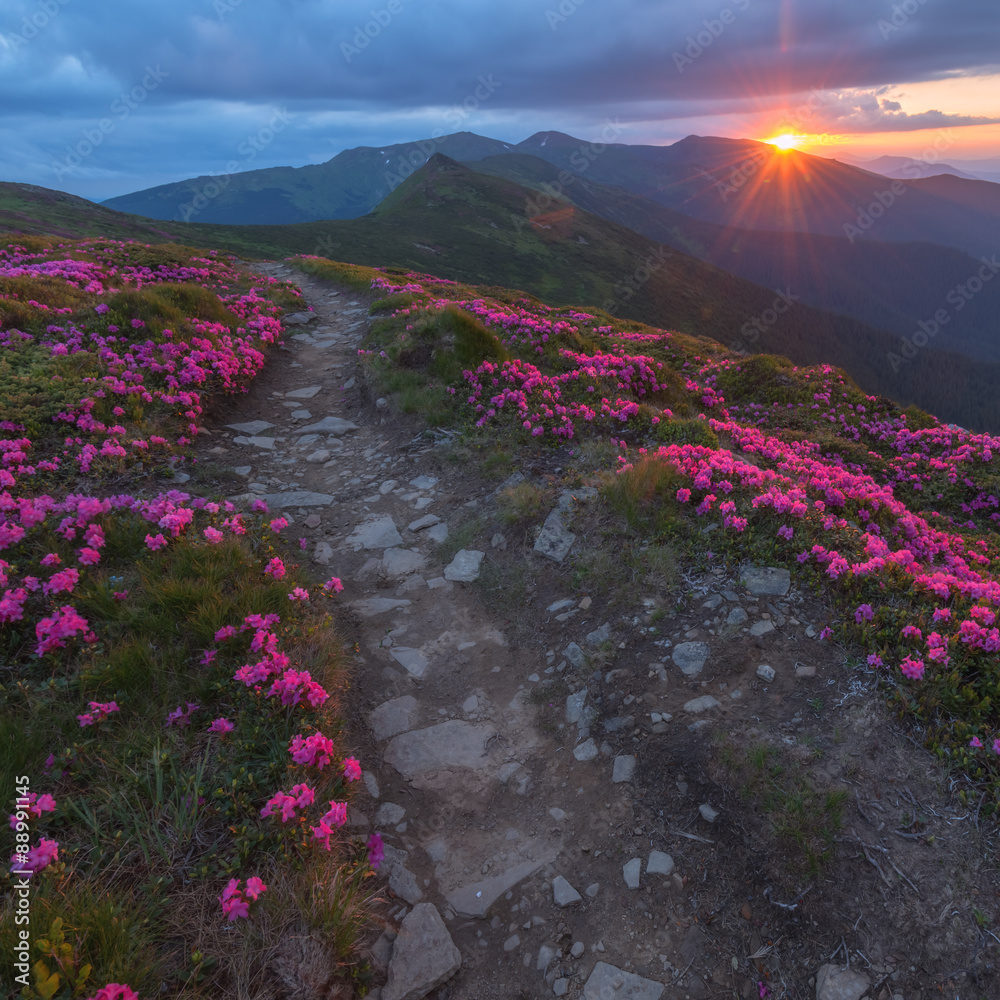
[533,509,575,563]
[647,851,674,877]
[233,435,275,449]
[285,385,322,399]
[349,597,412,617]
[612,755,637,783]
[410,475,439,490]
[408,514,441,532]
[750,620,776,637]
[623,857,641,889]
[741,565,791,596]
[281,311,319,326]
[388,863,423,905]
[226,420,274,435]
[384,721,497,780]
[382,903,461,1000]
[552,875,582,907]
[446,846,557,918]
[389,647,429,679]
[235,490,334,508]
[726,607,748,625]
[583,962,664,1000]
[573,738,598,761]
[443,549,484,582]
[369,696,418,742]
[672,641,709,677]
[684,695,721,714]
[295,416,359,436]
[383,548,428,578]
[347,516,403,550]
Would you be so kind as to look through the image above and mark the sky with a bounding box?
[1,0,999,201]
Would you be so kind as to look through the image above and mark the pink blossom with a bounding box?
[269,517,288,532]
[145,533,167,550]
[970,736,983,748]
[321,801,347,828]
[367,832,385,870]
[289,732,334,769]
[343,757,362,782]
[208,717,233,735]
[900,656,925,681]
[203,526,224,544]
[854,604,874,623]
[288,587,309,601]
[40,553,61,567]
[77,700,119,727]
[11,837,59,875]
[322,577,344,594]
[263,556,285,579]
[214,625,237,641]
[85,985,138,1000]
[165,702,200,728]
[299,537,308,550]
[867,653,884,668]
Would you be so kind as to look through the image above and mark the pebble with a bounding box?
[552,875,582,907]
[573,739,598,762]
[756,664,776,682]
[585,883,600,898]
[570,941,585,959]
[622,858,641,889]
[503,934,520,952]
[647,851,674,877]
[699,803,719,823]
[612,755,637,783]
[750,620,776,636]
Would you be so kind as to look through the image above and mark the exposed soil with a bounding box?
[189,261,1000,1000]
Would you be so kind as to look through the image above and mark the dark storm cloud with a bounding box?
[1,0,998,198]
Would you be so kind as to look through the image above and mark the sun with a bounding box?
[765,133,801,150]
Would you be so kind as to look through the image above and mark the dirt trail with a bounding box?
[192,261,999,1000]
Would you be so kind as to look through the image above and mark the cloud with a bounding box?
[0,0,997,198]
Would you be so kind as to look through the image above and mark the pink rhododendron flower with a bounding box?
[200,649,217,665]
[208,717,233,735]
[85,985,138,1000]
[321,801,347,828]
[250,499,269,513]
[269,517,288,532]
[40,553,61,567]
[263,557,285,579]
[11,837,59,875]
[970,736,983,748]
[77,700,119,727]
[165,702,200,728]
[299,537,308,550]
[288,587,309,601]
[322,577,344,594]
[854,604,874,623]
[289,732,334,769]
[819,627,833,640]
[900,656,925,680]
[145,533,167,550]
[244,876,267,900]
[203,526,224,544]
[994,738,1000,756]
[218,877,266,921]
[9,792,57,829]
[367,832,385,870]
[343,757,362,782]
[867,653,884,668]
[214,625,237,641]
[78,547,101,566]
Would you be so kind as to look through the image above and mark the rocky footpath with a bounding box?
[189,261,994,1000]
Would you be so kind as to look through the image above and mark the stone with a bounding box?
[582,962,664,1000]
[350,597,412,617]
[426,523,449,544]
[684,695,721,714]
[750,620,776,637]
[533,509,576,562]
[306,449,331,464]
[281,312,318,327]
[447,846,558,918]
[795,663,817,679]
[756,664,776,682]
[570,941,585,959]
[233,465,252,476]
[565,689,588,725]
[233,435,275,450]
[383,548,428,578]
[389,864,423,905]
[503,934,520,953]
[612,755,637,783]
[347,516,404,550]
[563,643,586,668]
[586,622,611,645]
[286,385,322,399]
[384,721,497,780]
[381,903,461,1000]
[312,541,335,566]
[573,738,598,761]
[408,514,441,532]
[410,475,439,490]
[741,566,791,597]
[295,416,359,436]
[370,696,419,742]
[238,490,333,508]
[375,802,406,827]
[290,409,311,420]
[536,944,558,971]
[698,803,719,823]
[672,641,709,677]
[552,875,582,907]
[443,549,484,582]
[814,963,870,1000]
[304,514,322,529]
[491,532,507,550]
[585,883,600,898]
[647,851,674,877]
[603,715,632,734]
[622,858,641,889]
[380,479,398,494]
[548,598,576,612]
[226,420,274,435]
[553,979,569,997]
[726,607,748,626]
[703,594,724,609]
[389,647,429,679]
